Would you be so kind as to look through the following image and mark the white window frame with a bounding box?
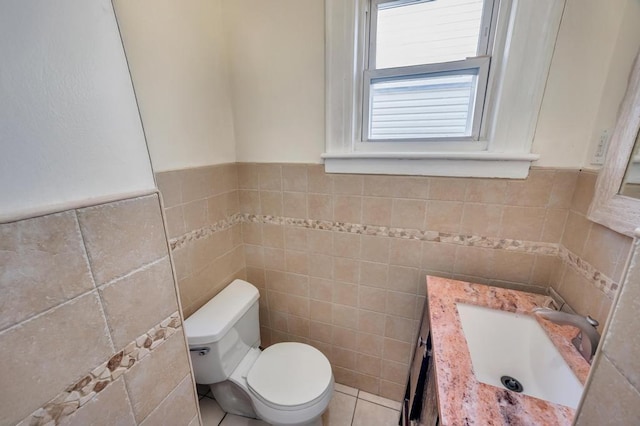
[362,0,495,144]
[324,0,566,178]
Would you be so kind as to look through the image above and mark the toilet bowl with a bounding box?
[184,279,334,426]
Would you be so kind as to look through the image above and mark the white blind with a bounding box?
[375,0,484,69]
[368,73,477,139]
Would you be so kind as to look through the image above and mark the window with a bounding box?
[324,0,566,178]
[364,0,496,143]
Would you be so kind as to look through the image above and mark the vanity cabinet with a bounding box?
[400,300,439,426]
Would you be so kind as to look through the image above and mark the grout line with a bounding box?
[219,412,227,426]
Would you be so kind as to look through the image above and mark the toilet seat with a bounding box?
[247,342,333,411]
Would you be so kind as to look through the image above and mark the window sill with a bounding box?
[321,151,540,178]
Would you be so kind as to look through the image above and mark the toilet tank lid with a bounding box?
[184,279,259,345]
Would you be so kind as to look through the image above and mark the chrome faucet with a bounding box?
[533,308,601,364]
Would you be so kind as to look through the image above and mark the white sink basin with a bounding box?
[456,303,584,408]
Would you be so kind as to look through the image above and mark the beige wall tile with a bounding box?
[308,193,333,221]
[602,244,640,389]
[334,257,360,284]
[308,229,333,254]
[0,292,113,426]
[124,330,191,422]
[420,241,456,273]
[460,203,502,237]
[260,191,283,216]
[258,164,282,191]
[207,193,229,224]
[360,235,390,263]
[333,304,358,329]
[139,375,198,426]
[262,224,284,248]
[379,380,405,402]
[217,163,239,195]
[334,195,363,223]
[183,199,207,233]
[310,300,333,323]
[383,338,411,364]
[540,208,568,243]
[288,315,310,337]
[388,265,419,294]
[244,244,265,268]
[237,163,259,189]
[358,310,385,335]
[385,291,417,319]
[264,248,285,271]
[356,353,381,376]
[78,195,167,286]
[582,223,631,279]
[334,232,362,259]
[308,253,333,279]
[0,211,94,331]
[362,197,392,226]
[549,170,578,209]
[285,250,309,275]
[359,261,389,289]
[500,206,546,241]
[310,277,333,301]
[571,171,597,215]
[242,222,263,245]
[391,199,426,229]
[384,315,415,343]
[332,347,357,369]
[562,211,592,257]
[283,192,308,218]
[334,175,364,195]
[389,239,422,268]
[310,321,333,343]
[428,177,467,201]
[181,167,214,203]
[282,164,308,192]
[99,257,179,349]
[453,246,494,278]
[238,190,261,214]
[424,200,463,233]
[576,355,640,425]
[529,255,560,287]
[284,226,308,251]
[381,360,410,384]
[155,171,182,208]
[308,165,333,194]
[164,205,186,239]
[504,169,555,207]
[465,179,507,204]
[359,286,387,313]
[357,332,384,357]
[363,176,398,198]
[333,282,358,307]
[59,378,136,426]
[333,327,358,351]
[491,251,535,284]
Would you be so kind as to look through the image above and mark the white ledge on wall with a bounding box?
[321,151,540,178]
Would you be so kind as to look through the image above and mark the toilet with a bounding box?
[184,279,334,426]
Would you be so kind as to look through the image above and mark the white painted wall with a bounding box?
[113,0,236,172]
[220,0,640,168]
[0,0,155,221]
[223,0,325,163]
[532,0,640,168]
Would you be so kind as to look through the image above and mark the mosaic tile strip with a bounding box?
[21,312,182,426]
[168,213,618,297]
[242,214,560,255]
[170,213,243,251]
[558,246,618,299]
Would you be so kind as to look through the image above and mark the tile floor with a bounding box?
[197,383,402,426]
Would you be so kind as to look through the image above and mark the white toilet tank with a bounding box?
[184,279,260,384]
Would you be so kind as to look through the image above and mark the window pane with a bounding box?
[375,0,485,69]
[368,72,478,140]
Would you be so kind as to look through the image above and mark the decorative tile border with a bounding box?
[558,246,618,299]
[168,213,618,298]
[21,312,182,426]
[170,213,243,251]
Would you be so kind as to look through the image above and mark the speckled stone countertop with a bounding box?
[426,276,590,426]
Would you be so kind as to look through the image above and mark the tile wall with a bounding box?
[0,194,199,425]
[552,170,633,329]
[156,163,632,402]
[156,164,246,317]
[576,238,640,424]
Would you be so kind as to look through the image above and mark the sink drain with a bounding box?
[500,376,524,393]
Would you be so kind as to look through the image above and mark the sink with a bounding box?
[456,303,584,408]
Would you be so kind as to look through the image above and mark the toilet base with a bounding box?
[210,381,258,419]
